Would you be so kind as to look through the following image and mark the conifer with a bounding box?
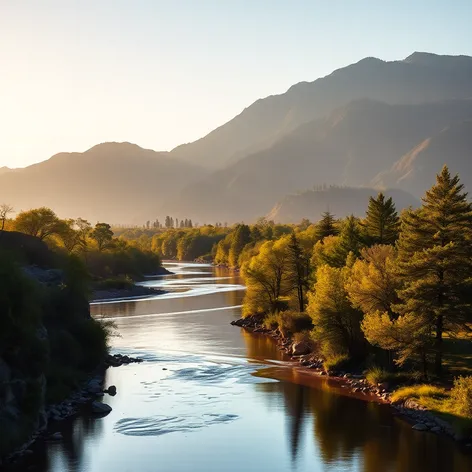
[394,166,472,375]
[364,193,399,244]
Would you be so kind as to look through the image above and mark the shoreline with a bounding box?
[90,286,166,302]
[231,315,472,448]
[2,353,143,467]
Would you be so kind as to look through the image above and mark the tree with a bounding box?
[364,193,399,245]
[333,215,364,264]
[228,224,251,267]
[90,223,114,252]
[0,204,13,230]
[394,166,472,376]
[14,207,63,240]
[315,211,338,241]
[346,245,399,318]
[242,239,291,316]
[362,311,431,377]
[287,232,310,312]
[307,265,364,359]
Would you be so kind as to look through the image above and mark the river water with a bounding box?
[20,263,472,471]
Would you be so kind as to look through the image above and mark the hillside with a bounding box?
[267,187,419,223]
[0,142,206,224]
[374,120,472,197]
[170,52,472,168]
[168,98,472,223]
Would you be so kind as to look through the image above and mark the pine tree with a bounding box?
[287,232,310,312]
[364,192,399,245]
[315,211,338,241]
[334,215,364,264]
[394,166,472,376]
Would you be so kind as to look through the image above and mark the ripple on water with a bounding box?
[115,413,239,437]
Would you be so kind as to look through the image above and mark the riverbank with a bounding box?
[91,285,166,302]
[231,315,472,448]
[2,353,143,468]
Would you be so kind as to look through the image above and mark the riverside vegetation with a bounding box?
[0,209,167,461]
[124,165,472,439]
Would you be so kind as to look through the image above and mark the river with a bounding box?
[19,263,472,471]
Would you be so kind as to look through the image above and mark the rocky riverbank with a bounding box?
[231,315,472,448]
[2,353,143,467]
[91,285,166,302]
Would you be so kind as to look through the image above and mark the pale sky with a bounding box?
[1,0,472,168]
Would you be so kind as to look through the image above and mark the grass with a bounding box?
[262,311,313,337]
[365,366,423,387]
[391,381,472,435]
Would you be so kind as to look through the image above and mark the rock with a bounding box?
[105,385,117,396]
[431,426,442,434]
[87,379,102,394]
[412,423,429,431]
[292,342,312,356]
[49,432,63,440]
[378,382,389,390]
[91,401,112,416]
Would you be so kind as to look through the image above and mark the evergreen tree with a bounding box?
[287,232,310,312]
[334,215,364,264]
[394,166,472,376]
[315,211,338,241]
[364,193,399,245]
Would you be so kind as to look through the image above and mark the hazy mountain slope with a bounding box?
[374,120,472,197]
[169,99,472,223]
[171,52,472,168]
[267,187,419,223]
[0,142,206,224]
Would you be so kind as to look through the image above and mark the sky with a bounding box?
[1,0,472,168]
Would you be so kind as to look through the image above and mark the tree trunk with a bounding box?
[435,314,443,376]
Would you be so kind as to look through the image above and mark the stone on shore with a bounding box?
[292,342,312,356]
[412,423,429,431]
[91,401,112,416]
[105,385,117,396]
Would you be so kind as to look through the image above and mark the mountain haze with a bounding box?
[171,52,472,168]
[0,142,206,224]
[168,98,472,222]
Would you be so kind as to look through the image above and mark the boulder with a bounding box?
[91,401,112,416]
[292,342,312,356]
[431,426,442,434]
[412,423,429,431]
[105,385,117,396]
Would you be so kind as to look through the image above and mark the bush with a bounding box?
[277,311,313,337]
[451,376,472,417]
[94,276,134,291]
[324,354,350,373]
[263,313,279,330]
[366,366,389,386]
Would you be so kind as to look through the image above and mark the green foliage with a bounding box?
[394,166,472,375]
[315,211,338,241]
[229,224,251,267]
[364,192,399,245]
[263,311,313,337]
[451,376,472,417]
[323,354,350,373]
[307,265,365,359]
[14,207,64,241]
[90,222,114,252]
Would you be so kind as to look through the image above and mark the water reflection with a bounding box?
[7,263,472,472]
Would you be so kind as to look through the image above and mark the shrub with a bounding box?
[366,366,389,386]
[277,311,313,337]
[324,354,349,373]
[451,376,472,417]
[263,313,279,330]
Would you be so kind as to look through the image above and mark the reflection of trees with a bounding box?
[241,330,285,361]
[252,363,472,472]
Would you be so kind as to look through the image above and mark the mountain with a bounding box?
[267,187,419,224]
[168,98,472,223]
[0,142,206,224]
[0,167,12,175]
[373,120,472,197]
[170,52,472,168]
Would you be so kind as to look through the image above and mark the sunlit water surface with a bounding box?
[15,263,472,471]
